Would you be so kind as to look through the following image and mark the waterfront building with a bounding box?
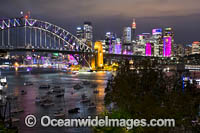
[163,28,174,56]
[152,28,163,57]
[76,26,84,39]
[105,32,117,54]
[83,21,93,47]
[122,27,132,54]
[192,41,200,54]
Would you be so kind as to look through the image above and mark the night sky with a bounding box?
[0,0,200,44]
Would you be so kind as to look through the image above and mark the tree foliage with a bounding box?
[103,59,200,132]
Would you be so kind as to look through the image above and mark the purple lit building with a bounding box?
[163,36,172,57]
[114,38,122,54]
[105,32,117,54]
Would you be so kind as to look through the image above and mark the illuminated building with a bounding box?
[163,36,172,57]
[152,29,162,36]
[100,40,106,53]
[192,41,200,54]
[105,32,117,54]
[142,33,151,39]
[123,27,132,44]
[163,28,174,56]
[115,38,122,54]
[76,26,84,39]
[122,27,132,54]
[174,44,185,57]
[184,44,192,56]
[152,28,163,57]
[133,35,145,56]
[83,21,93,47]
[133,34,148,56]
[145,43,152,56]
[132,18,136,40]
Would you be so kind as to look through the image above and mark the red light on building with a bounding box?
[25,15,29,19]
[132,23,136,29]
[193,41,200,44]
[132,18,136,29]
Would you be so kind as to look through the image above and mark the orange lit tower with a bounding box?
[91,41,104,69]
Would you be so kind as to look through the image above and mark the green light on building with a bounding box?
[53,53,59,56]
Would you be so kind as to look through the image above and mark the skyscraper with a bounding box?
[83,21,93,47]
[192,41,200,54]
[131,18,136,41]
[163,28,174,56]
[122,27,132,44]
[152,28,163,57]
[122,27,132,54]
[163,36,172,57]
[105,32,117,54]
[76,26,83,39]
[145,43,152,56]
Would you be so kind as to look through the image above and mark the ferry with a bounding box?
[0,76,7,87]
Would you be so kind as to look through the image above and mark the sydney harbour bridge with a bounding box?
[0,17,93,53]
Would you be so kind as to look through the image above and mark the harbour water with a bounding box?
[1,68,111,133]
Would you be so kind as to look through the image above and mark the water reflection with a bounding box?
[3,71,111,133]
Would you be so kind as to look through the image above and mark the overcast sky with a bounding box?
[0,0,200,44]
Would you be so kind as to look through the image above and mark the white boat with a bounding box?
[80,98,91,103]
[55,93,64,97]
[46,89,53,95]
[68,108,80,114]
[88,104,96,110]
[54,109,66,118]
[35,95,53,104]
[41,102,54,107]
[0,84,3,91]
[39,84,50,89]
[21,90,27,95]
[81,94,87,100]
[91,83,98,88]
[11,108,24,114]
[82,81,90,85]
[5,117,20,123]
[54,112,65,118]
[6,94,18,100]
[35,97,41,104]
[53,88,65,93]
[0,76,7,86]
[53,85,61,89]
[73,84,83,90]
[24,81,33,86]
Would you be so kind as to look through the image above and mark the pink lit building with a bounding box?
[145,43,152,56]
[163,36,172,57]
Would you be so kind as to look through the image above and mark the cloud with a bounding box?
[1,0,200,18]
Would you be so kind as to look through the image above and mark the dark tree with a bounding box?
[102,59,200,133]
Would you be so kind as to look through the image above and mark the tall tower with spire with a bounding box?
[131,18,136,41]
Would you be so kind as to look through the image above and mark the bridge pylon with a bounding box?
[91,41,104,70]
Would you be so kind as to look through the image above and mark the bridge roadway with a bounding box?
[0,47,173,59]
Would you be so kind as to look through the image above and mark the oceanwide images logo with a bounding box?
[25,115,175,129]
[25,115,37,127]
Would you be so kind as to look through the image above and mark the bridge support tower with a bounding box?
[91,41,104,70]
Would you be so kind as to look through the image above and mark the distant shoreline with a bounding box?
[0,68,64,76]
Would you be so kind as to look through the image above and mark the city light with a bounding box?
[145,43,152,56]
[163,36,172,57]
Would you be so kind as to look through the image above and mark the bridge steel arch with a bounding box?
[0,18,93,53]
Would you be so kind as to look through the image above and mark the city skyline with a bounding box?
[0,0,200,44]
